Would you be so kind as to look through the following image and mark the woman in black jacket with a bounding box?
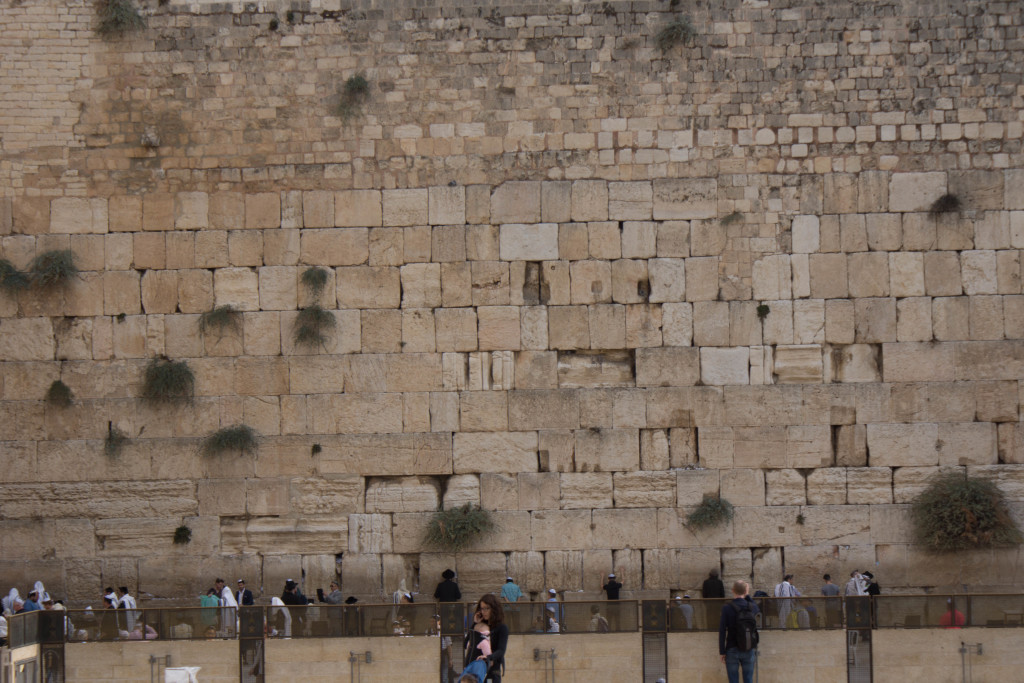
[464,593,509,683]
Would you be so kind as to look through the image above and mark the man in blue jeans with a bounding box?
[718,579,759,683]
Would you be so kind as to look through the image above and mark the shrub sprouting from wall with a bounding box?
[104,424,129,458]
[142,357,195,405]
[424,504,495,552]
[655,16,697,53]
[911,473,1022,552]
[29,250,78,289]
[338,74,370,122]
[96,0,146,39]
[46,380,74,408]
[0,260,29,293]
[301,267,329,300]
[173,525,192,545]
[294,304,335,348]
[203,425,260,457]
[686,496,734,531]
[199,304,243,338]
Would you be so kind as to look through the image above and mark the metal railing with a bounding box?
[4,595,1022,645]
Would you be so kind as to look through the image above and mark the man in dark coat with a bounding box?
[702,568,726,629]
[236,580,254,606]
[602,572,623,630]
[433,569,462,602]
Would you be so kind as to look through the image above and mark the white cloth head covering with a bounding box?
[32,581,45,599]
[220,585,238,608]
[271,597,284,606]
[2,588,20,615]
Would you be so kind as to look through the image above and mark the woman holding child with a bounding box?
[461,593,508,683]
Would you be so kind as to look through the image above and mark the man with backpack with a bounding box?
[719,580,759,683]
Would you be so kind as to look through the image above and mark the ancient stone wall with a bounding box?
[1,0,1023,601]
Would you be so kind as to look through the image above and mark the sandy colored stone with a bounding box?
[575,428,639,472]
[653,178,717,220]
[613,471,675,508]
[867,423,938,467]
[453,431,537,473]
[491,182,541,224]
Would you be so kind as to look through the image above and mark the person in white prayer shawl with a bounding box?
[118,586,138,631]
[217,577,238,634]
[2,588,20,616]
[269,597,291,637]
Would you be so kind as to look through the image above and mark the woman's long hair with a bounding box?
[477,593,504,627]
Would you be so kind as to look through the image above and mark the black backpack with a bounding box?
[730,600,759,652]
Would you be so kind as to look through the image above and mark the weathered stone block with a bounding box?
[365,476,439,513]
[720,469,765,507]
[846,467,893,504]
[571,180,608,222]
[889,172,947,212]
[881,342,955,382]
[867,424,938,466]
[245,193,280,229]
[300,228,369,266]
[453,432,538,473]
[765,469,806,505]
[613,471,675,508]
[649,258,686,303]
[806,468,846,505]
[491,182,541,224]
[653,178,717,219]
[773,345,823,384]
[609,182,653,220]
[700,347,749,386]
[531,510,592,550]
[499,223,558,261]
[509,390,579,430]
[382,189,428,226]
[937,422,997,466]
[336,190,383,227]
[428,186,465,225]
[575,428,640,473]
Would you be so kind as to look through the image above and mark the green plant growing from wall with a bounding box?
[202,424,260,457]
[911,473,1021,552]
[338,74,370,122]
[0,259,28,293]
[199,304,243,338]
[686,496,734,531]
[29,250,78,288]
[756,303,770,320]
[301,267,329,299]
[142,357,195,405]
[929,193,961,216]
[96,0,145,39]
[173,525,192,545]
[424,504,495,552]
[720,211,743,226]
[46,380,74,408]
[104,424,129,458]
[655,15,696,53]
[293,303,335,348]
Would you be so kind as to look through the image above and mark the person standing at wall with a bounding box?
[434,569,462,602]
[702,568,726,630]
[236,580,254,606]
[719,580,759,683]
[821,574,841,627]
[602,572,622,630]
[499,577,522,631]
[774,574,800,628]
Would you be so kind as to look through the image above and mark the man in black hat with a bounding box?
[433,569,461,602]
[602,572,623,630]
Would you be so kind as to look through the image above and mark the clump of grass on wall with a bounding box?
[29,250,78,288]
[142,357,195,405]
[686,496,734,531]
[46,380,74,408]
[96,0,145,39]
[929,193,961,216]
[337,74,370,122]
[655,15,697,53]
[105,424,129,458]
[424,504,495,552]
[301,267,329,299]
[0,259,29,293]
[202,425,260,457]
[199,304,243,338]
[293,304,335,348]
[173,525,192,545]
[911,473,1021,552]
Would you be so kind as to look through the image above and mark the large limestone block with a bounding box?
[443,473,481,508]
[1,481,196,519]
[798,505,870,545]
[720,469,765,507]
[772,345,823,383]
[509,390,579,430]
[93,517,182,555]
[459,391,508,432]
[609,182,653,220]
[807,468,846,504]
[228,517,347,555]
[623,221,658,259]
[316,433,451,476]
[676,469,720,506]
[854,297,896,343]
[336,266,400,309]
[732,506,802,547]
[531,510,592,550]
[336,189,383,227]
[348,513,393,553]
[648,258,686,303]
[300,228,369,266]
[613,472,676,508]
[765,469,806,506]
[832,344,881,383]
[700,347,749,386]
[889,172,947,212]
[213,267,259,311]
[636,347,700,387]
[478,306,521,350]
[290,476,364,515]
[869,505,914,544]
[544,550,585,591]
[571,180,609,222]
[867,424,938,467]
[453,432,538,474]
[578,387,645,429]
[245,192,280,229]
[881,342,955,382]
[50,197,108,234]
[640,428,670,470]
[752,254,792,300]
[506,550,545,593]
[491,182,541,224]
[365,476,440,513]
[517,472,559,511]
[848,252,890,297]
[846,467,893,504]
[479,473,518,510]
[575,428,640,472]
[962,250,998,295]
[653,178,717,219]
[499,223,558,261]
[382,189,428,226]
[592,508,658,548]
[955,340,1024,381]
[428,186,466,225]
[0,317,54,361]
[455,552,508,595]
[937,422,997,466]
[560,472,613,509]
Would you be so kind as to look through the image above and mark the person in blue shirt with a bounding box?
[21,590,42,613]
[499,577,523,632]
[718,580,759,683]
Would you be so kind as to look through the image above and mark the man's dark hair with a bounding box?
[119,586,129,594]
[823,574,831,581]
